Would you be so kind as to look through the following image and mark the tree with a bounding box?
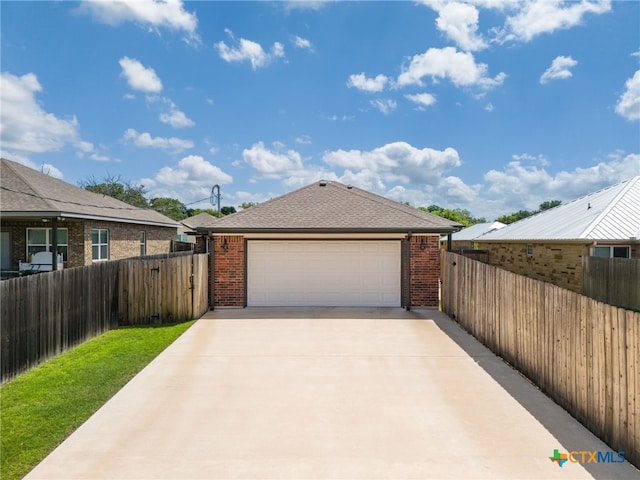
[186,208,219,218]
[221,206,236,216]
[150,197,188,221]
[240,202,257,210]
[80,174,149,208]
[539,200,561,211]
[496,200,562,224]
[418,205,486,227]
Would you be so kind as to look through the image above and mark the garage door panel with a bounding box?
[247,240,401,307]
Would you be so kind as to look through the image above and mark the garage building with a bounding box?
[198,181,460,309]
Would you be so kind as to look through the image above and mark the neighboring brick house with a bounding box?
[1,158,180,272]
[475,176,640,293]
[180,212,217,253]
[195,180,460,309]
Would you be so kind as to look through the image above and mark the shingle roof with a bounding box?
[446,221,506,241]
[0,158,179,228]
[200,180,461,233]
[478,176,640,241]
[181,212,218,229]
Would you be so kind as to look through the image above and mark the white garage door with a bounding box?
[247,240,401,307]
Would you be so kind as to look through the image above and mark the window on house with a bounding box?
[26,228,68,262]
[140,231,146,256]
[91,229,109,261]
[526,244,533,257]
[593,246,630,258]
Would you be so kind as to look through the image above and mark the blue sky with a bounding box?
[2,0,639,219]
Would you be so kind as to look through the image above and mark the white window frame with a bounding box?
[26,228,68,262]
[593,245,630,258]
[526,244,533,257]
[91,229,109,261]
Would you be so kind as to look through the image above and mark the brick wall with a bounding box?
[1,220,84,269]
[0,219,176,270]
[213,235,245,307]
[409,235,440,307]
[83,221,176,265]
[478,241,589,293]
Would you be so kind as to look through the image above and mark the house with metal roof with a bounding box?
[195,180,461,309]
[1,158,180,274]
[439,221,506,251]
[475,176,640,293]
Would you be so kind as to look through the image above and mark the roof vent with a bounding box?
[347,184,353,189]
[319,180,327,187]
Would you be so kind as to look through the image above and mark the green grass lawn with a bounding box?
[0,321,195,480]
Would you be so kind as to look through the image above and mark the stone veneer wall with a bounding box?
[478,241,589,293]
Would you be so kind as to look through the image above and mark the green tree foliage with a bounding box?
[80,175,149,208]
[418,205,486,227]
[539,200,561,211]
[240,202,257,210]
[496,200,562,224]
[149,197,188,221]
[221,206,236,216]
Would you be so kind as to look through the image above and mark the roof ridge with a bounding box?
[328,181,459,227]
[580,177,637,238]
[1,159,58,211]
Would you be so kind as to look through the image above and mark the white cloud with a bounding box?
[484,152,640,212]
[496,0,612,43]
[485,102,494,112]
[0,72,83,154]
[215,30,285,70]
[90,153,110,162]
[141,155,233,203]
[122,128,193,153]
[295,134,312,145]
[396,46,506,90]
[291,35,313,50]
[119,57,163,93]
[540,55,578,84]
[158,98,195,128]
[615,70,640,121]
[370,99,397,114]
[405,92,437,108]
[283,1,332,12]
[76,0,198,41]
[347,73,389,93]
[429,1,488,51]
[242,141,304,179]
[323,141,461,185]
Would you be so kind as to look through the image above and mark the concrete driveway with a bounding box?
[26,308,638,479]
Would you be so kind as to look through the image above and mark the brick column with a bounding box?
[213,235,245,307]
[409,235,440,307]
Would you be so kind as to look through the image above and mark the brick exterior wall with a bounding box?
[83,221,175,265]
[210,235,442,308]
[1,219,176,270]
[478,241,589,293]
[409,235,440,307]
[213,235,245,307]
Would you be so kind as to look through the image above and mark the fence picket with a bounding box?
[441,251,639,468]
[1,253,208,383]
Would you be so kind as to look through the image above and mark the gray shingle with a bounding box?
[1,158,179,227]
[201,181,460,233]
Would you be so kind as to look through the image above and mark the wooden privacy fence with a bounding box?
[441,251,639,468]
[1,253,209,383]
[583,256,640,312]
